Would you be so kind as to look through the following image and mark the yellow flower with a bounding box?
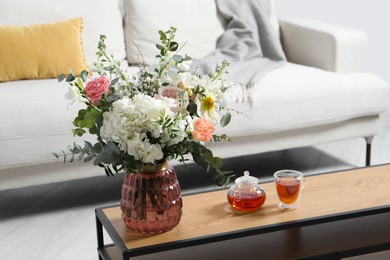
[202,95,215,111]
[199,90,222,121]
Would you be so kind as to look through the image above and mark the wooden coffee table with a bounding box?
[95,164,390,259]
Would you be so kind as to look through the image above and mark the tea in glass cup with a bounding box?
[274,170,305,209]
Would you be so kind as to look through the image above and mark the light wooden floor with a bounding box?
[1,113,390,260]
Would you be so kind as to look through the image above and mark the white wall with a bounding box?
[276,0,390,83]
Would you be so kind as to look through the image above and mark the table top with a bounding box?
[96,164,390,256]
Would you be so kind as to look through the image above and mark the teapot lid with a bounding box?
[235,171,259,187]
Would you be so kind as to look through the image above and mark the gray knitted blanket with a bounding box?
[193,0,286,105]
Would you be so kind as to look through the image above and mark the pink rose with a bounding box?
[85,75,110,106]
[161,86,181,99]
[156,86,187,112]
[192,118,216,142]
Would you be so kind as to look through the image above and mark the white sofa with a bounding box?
[0,0,389,190]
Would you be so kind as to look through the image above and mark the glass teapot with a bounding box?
[227,171,266,211]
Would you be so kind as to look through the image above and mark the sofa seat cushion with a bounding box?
[218,62,390,137]
[0,79,94,169]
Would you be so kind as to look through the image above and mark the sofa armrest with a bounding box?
[279,18,367,73]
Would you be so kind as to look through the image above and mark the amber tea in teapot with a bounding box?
[227,171,266,211]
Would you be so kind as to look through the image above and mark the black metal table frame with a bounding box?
[96,201,390,260]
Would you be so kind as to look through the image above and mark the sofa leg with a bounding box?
[365,136,374,166]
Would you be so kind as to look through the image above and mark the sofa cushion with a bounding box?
[217,62,390,137]
[123,0,225,65]
[0,18,88,82]
[0,0,126,69]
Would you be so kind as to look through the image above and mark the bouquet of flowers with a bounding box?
[56,27,234,186]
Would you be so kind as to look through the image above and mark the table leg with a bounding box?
[96,214,104,260]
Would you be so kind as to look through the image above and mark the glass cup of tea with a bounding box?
[274,170,305,210]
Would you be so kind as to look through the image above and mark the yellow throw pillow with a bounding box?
[0,17,88,82]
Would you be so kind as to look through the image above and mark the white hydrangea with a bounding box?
[100,93,190,163]
[126,133,163,163]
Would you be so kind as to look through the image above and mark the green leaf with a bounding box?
[173,54,183,63]
[80,70,88,82]
[93,143,103,153]
[66,74,75,82]
[58,74,65,82]
[202,149,213,161]
[169,41,178,52]
[192,151,205,166]
[84,112,95,129]
[156,44,164,50]
[71,145,81,154]
[89,127,99,135]
[77,120,86,128]
[210,157,223,169]
[72,128,86,136]
[94,152,107,166]
[187,102,198,116]
[84,141,94,151]
[158,30,167,41]
[220,112,231,127]
[106,141,121,155]
[78,151,85,161]
[78,109,87,118]
[90,107,102,118]
[84,152,95,162]
[111,77,119,85]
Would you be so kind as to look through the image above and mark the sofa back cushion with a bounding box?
[0,18,89,82]
[0,0,126,69]
[124,0,224,65]
[123,0,280,65]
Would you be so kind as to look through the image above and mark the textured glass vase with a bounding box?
[120,161,183,234]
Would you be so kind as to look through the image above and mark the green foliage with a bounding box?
[189,141,234,186]
[212,60,230,82]
[72,107,103,137]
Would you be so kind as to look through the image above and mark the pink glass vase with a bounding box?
[120,161,183,234]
